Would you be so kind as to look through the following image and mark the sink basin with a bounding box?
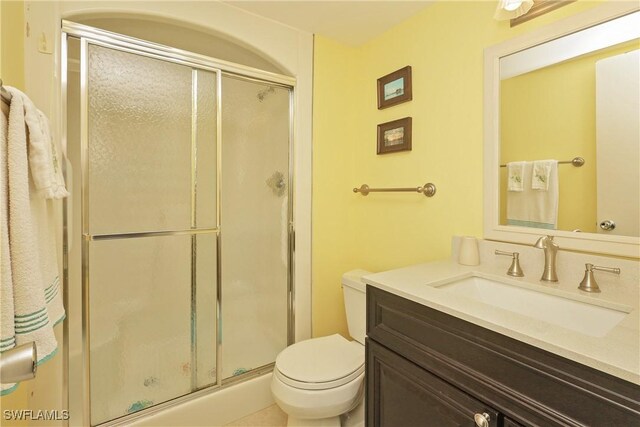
[436,276,628,338]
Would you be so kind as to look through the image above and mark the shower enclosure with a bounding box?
[62,21,294,426]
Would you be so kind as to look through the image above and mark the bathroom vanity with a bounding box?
[365,287,639,426]
[362,241,640,427]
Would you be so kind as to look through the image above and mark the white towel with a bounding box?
[8,87,68,200]
[0,104,17,394]
[507,161,525,192]
[507,161,559,229]
[532,160,556,191]
[1,88,66,395]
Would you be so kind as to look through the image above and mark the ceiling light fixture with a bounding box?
[494,0,534,21]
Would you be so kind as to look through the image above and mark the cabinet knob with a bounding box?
[474,412,490,427]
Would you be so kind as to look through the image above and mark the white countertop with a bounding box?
[362,239,640,385]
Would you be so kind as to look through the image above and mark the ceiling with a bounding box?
[223,1,434,46]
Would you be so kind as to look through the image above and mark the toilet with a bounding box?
[271,270,370,427]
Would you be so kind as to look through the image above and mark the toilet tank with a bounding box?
[341,270,371,345]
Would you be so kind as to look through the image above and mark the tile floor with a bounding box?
[224,404,287,427]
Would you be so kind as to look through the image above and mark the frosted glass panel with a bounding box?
[87,45,217,234]
[89,234,217,424]
[195,70,218,229]
[196,234,218,389]
[83,42,220,425]
[89,236,190,424]
[221,77,290,379]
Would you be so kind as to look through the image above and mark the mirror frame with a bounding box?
[484,2,640,258]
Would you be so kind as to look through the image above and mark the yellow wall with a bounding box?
[312,0,603,338]
[500,41,639,233]
[0,0,25,90]
[312,36,364,337]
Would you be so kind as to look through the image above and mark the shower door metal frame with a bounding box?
[61,20,296,427]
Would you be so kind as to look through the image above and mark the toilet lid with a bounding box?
[275,334,364,389]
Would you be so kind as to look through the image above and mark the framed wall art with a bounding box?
[377,117,412,154]
[377,66,412,109]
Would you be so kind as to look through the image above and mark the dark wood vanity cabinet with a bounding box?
[365,286,640,427]
[367,339,500,427]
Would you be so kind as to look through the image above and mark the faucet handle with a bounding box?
[590,264,621,275]
[578,263,621,293]
[495,250,524,277]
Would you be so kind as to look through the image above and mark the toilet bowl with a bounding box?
[272,334,364,426]
[271,270,370,427]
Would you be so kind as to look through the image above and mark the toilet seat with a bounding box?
[274,334,364,391]
[275,364,364,391]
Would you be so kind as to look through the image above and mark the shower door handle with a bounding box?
[599,220,615,231]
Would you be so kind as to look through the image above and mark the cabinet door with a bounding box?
[366,339,499,427]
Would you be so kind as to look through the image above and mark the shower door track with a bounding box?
[61,20,296,427]
[62,21,296,87]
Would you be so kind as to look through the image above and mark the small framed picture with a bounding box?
[377,66,412,109]
[377,117,412,155]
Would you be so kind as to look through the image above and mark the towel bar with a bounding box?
[500,157,585,167]
[0,342,37,383]
[353,183,436,197]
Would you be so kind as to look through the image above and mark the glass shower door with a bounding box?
[220,77,291,379]
[65,23,295,426]
[82,43,218,425]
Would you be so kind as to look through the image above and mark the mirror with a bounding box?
[500,37,639,236]
[484,3,640,257]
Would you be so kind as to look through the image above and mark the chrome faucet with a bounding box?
[534,235,559,282]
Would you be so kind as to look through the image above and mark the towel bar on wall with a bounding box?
[0,342,37,384]
[499,157,585,167]
[353,183,436,197]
